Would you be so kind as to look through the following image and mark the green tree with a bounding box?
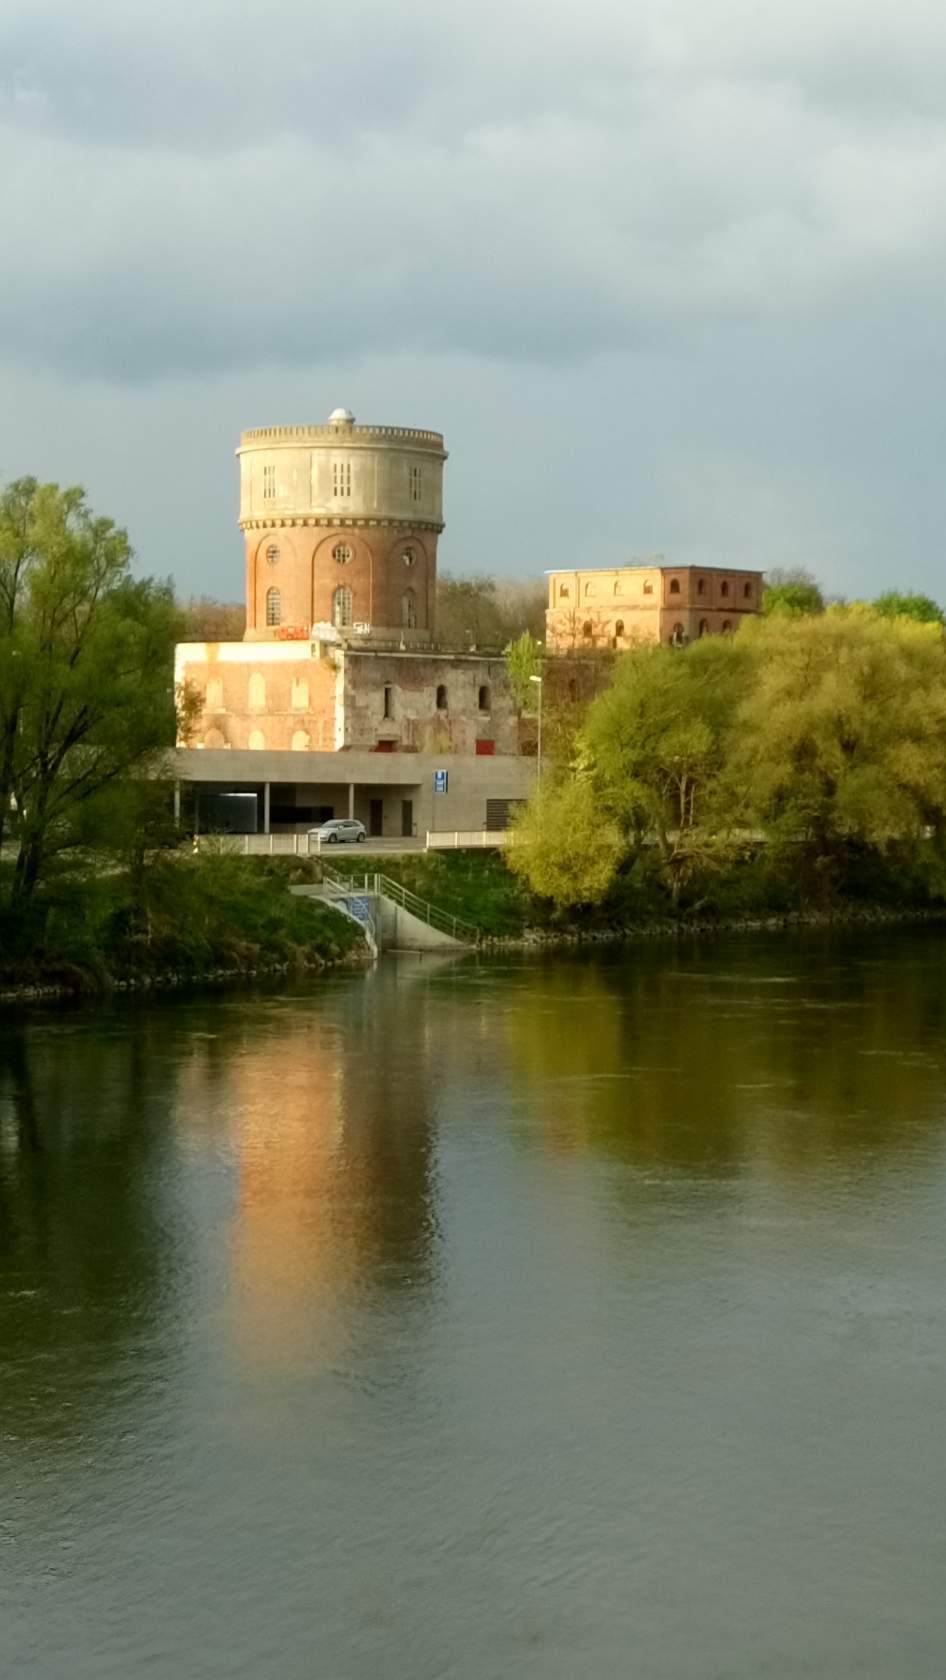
[505,631,543,710]
[872,590,944,626]
[581,637,747,900]
[507,778,622,906]
[0,479,182,908]
[730,610,946,873]
[511,638,747,906]
[762,567,825,617]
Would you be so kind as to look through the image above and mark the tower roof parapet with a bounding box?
[238,423,446,456]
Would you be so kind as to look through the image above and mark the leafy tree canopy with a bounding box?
[731,610,946,856]
[762,567,825,618]
[872,590,944,626]
[511,611,946,909]
[507,778,622,906]
[505,631,544,710]
[0,478,183,908]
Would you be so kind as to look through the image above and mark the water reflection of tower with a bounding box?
[176,981,440,1373]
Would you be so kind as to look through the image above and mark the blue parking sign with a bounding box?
[433,770,448,794]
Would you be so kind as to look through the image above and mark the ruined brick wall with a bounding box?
[176,645,338,752]
[340,652,519,755]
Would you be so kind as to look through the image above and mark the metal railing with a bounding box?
[316,864,480,945]
[425,830,511,850]
[373,872,481,944]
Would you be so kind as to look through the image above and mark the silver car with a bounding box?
[307,818,367,845]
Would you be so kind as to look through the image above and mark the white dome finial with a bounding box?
[329,407,355,425]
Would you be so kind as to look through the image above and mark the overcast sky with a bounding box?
[2,0,945,601]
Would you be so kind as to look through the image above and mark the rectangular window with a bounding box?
[409,465,422,501]
[383,685,393,719]
[333,461,351,498]
[262,464,276,501]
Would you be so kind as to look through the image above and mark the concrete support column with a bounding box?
[262,782,271,835]
[348,782,355,819]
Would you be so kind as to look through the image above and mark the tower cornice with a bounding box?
[240,515,445,534]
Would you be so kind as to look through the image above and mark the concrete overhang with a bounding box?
[170,748,532,787]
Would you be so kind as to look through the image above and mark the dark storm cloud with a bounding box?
[4,0,946,382]
[2,0,946,599]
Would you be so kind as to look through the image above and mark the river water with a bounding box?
[2,931,946,1678]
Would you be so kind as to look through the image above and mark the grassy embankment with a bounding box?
[0,854,363,996]
[283,842,946,940]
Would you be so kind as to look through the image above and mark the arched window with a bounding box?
[722,619,733,633]
[669,579,680,595]
[204,728,225,749]
[582,620,593,638]
[697,578,705,595]
[584,581,595,597]
[721,580,730,597]
[291,730,310,751]
[265,544,279,566]
[614,620,625,638]
[698,619,709,637]
[401,590,417,629]
[402,547,416,568]
[436,684,448,711]
[743,581,752,598]
[248,729,265,751]
[205,677,223,710]
[478,684,491,712]
[559,584,570,599]
[670,623,686,645]
[248,673,266,710]
[643,581,653,596]
[332,586,353,628]
[266,587,281,626]
[333,543,353,565]
[568,678,578,702]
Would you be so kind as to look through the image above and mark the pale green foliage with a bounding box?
[731,611,946,851]
[872,590,944,626]
[511,610,946,910]
[505,631,543,710]
[762,567,825,618]
[507,778,622,906]
[0,478,182,905]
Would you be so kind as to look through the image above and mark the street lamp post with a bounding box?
[529,673,543,784]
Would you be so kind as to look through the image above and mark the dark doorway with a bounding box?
[401,799,413,838]
[369,798,384,836]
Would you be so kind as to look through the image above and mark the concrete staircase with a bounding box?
[293,866,480,954]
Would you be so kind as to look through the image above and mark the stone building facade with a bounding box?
[174,407,533,837]
[545,563,763,652]
[175,639,517,758]
[238,408,446,645]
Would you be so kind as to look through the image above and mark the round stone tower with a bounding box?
[237,408,447,643]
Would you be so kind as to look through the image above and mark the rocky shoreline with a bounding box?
[0,946,372,1008]
[479,902,946,951]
